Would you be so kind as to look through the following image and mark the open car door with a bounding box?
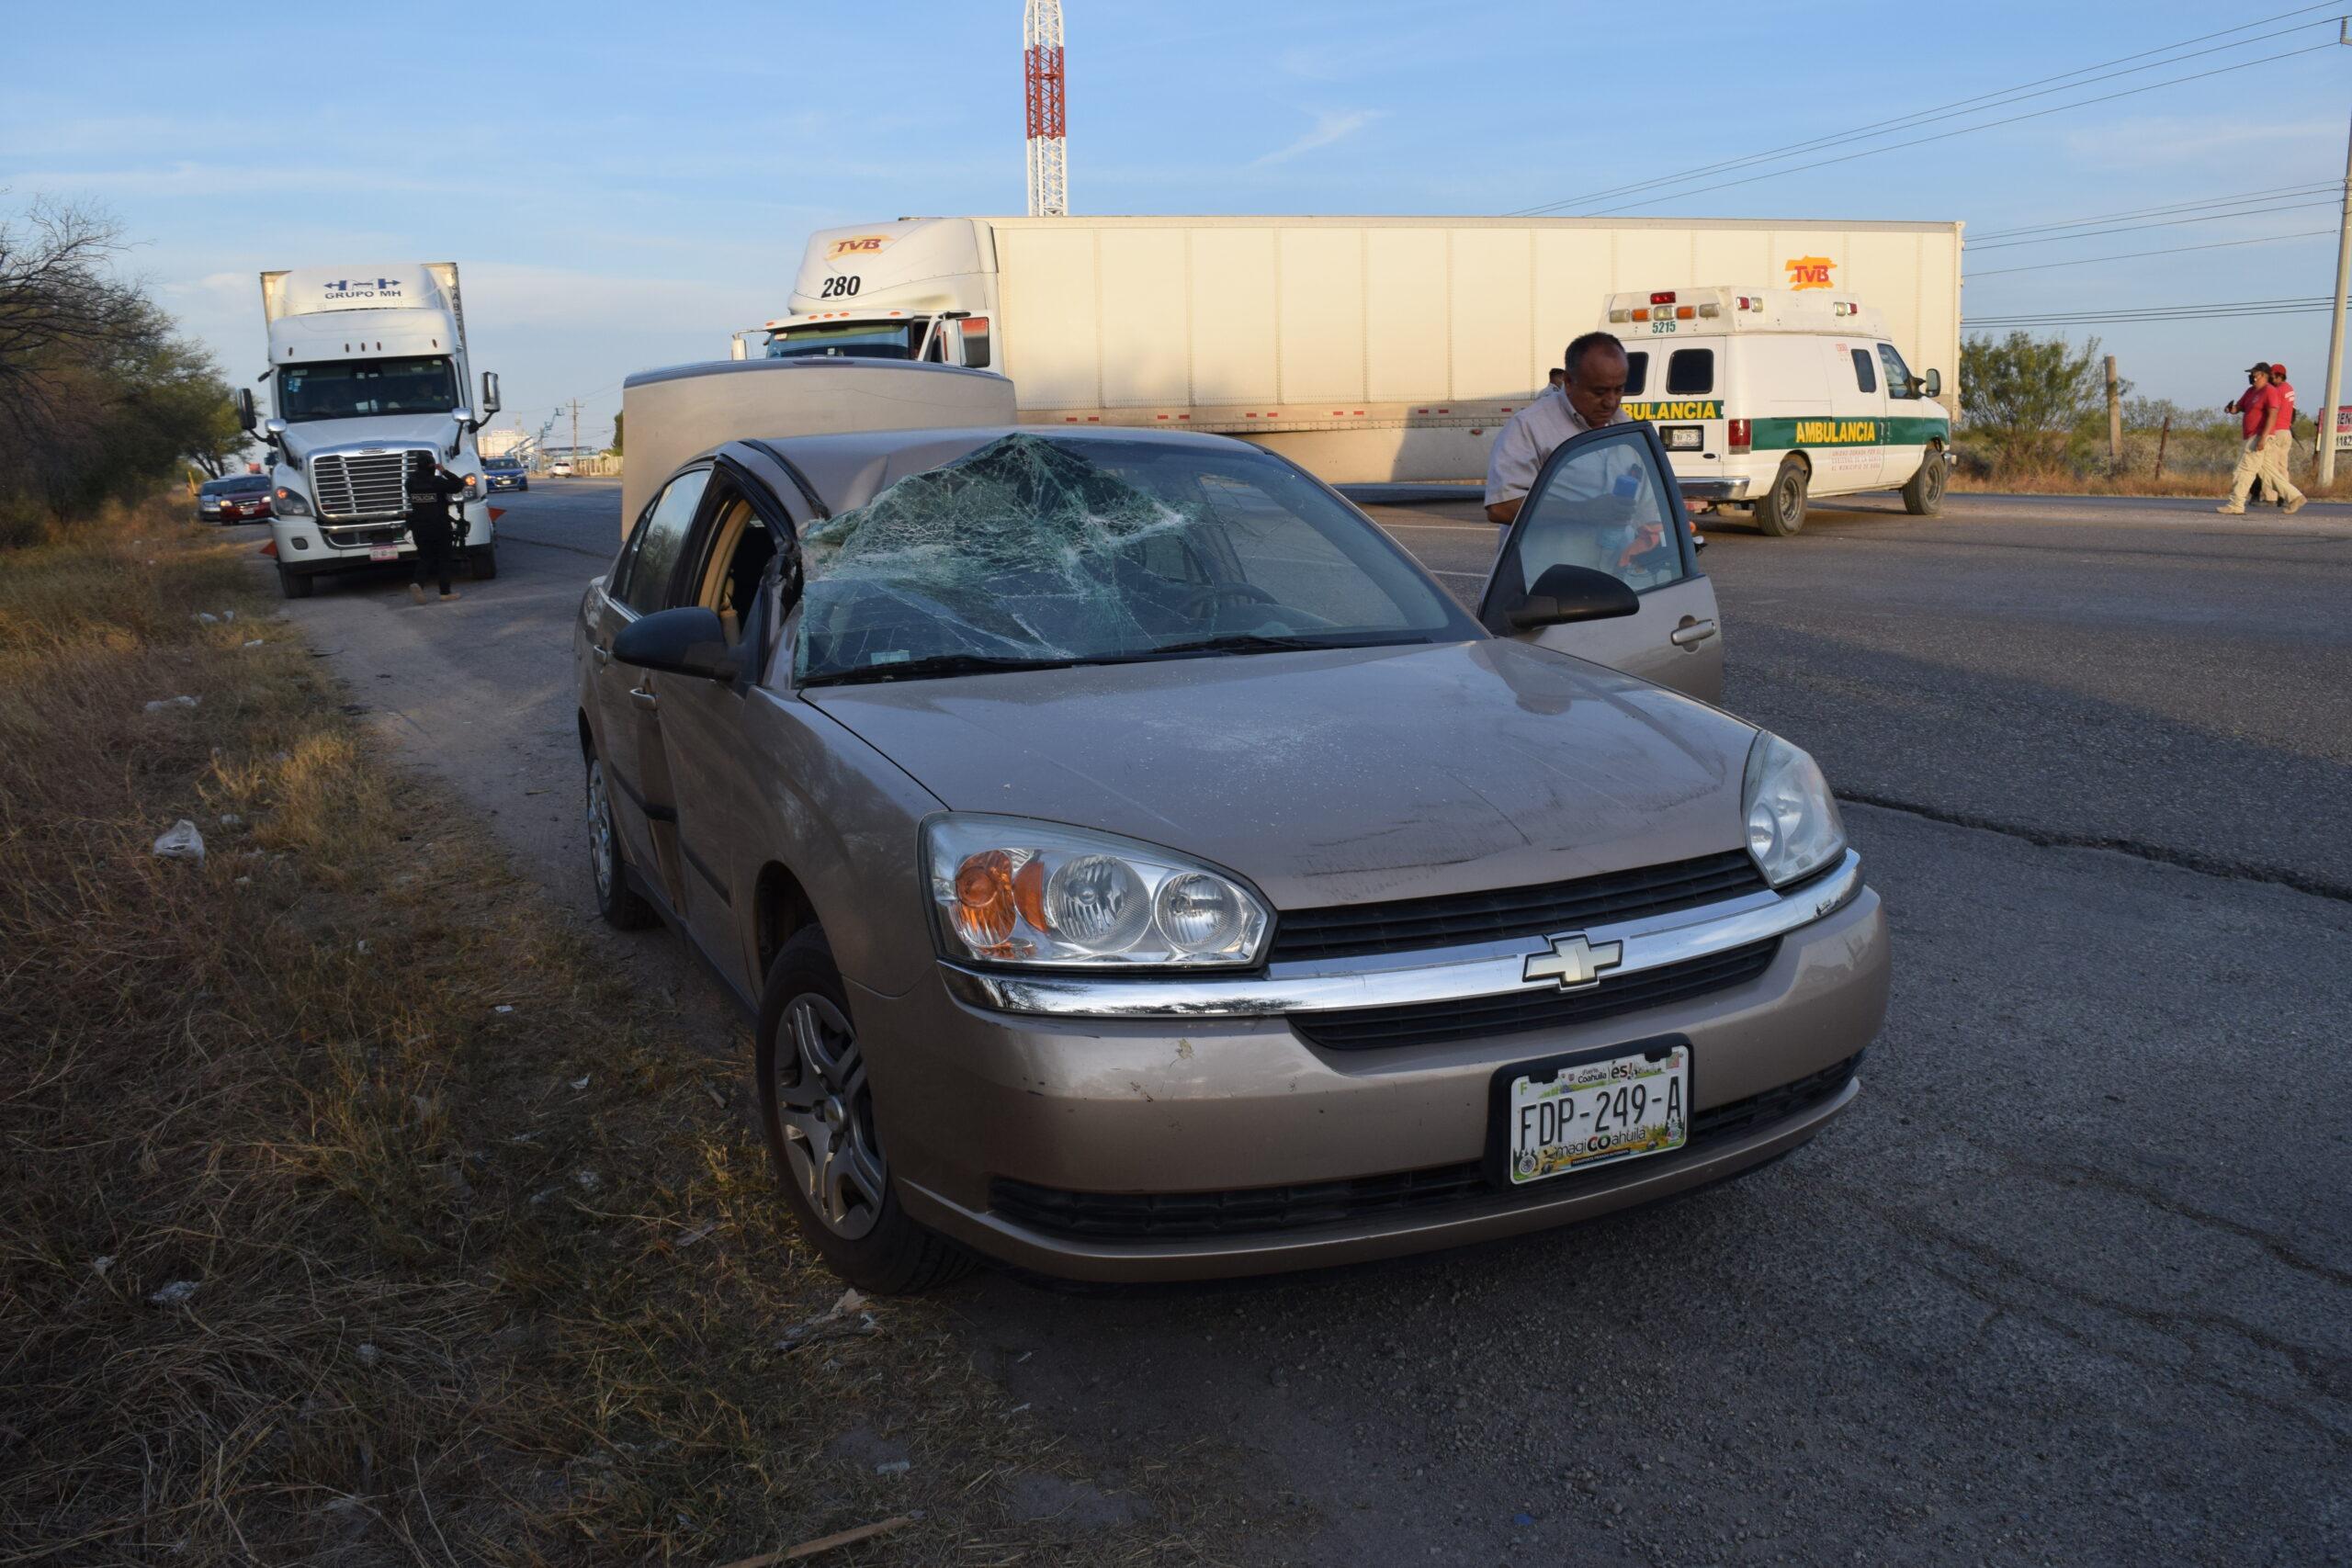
[1477,421,1724,702]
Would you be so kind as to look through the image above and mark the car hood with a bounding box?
[806,639,1758,911]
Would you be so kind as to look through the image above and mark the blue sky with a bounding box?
[6,0,2348,446]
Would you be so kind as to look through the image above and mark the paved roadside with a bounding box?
[249,482,2352,1567]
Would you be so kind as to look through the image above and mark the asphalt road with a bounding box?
[249,480,2352,1567]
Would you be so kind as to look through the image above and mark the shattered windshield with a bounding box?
[794,434,1469,685]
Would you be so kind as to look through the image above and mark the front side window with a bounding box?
[793,434,1472,684]
[1665,348,1714,395]
[1878,343,1917,399]
[1621,351,1650,398]
[277,356,458,422]
[765,321,924,360]
[1849,348,1878,395]
[1484,425,1688,629]
[613,468,712,615]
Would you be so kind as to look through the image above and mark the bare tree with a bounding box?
[0,197,144,434]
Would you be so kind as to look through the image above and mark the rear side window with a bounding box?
[1850,349,1877,394]
[1665,348,1714,395]
[613,468,713,615]
[1621,352,1648,398]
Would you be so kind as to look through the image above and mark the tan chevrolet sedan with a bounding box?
[576,411,1887,1291]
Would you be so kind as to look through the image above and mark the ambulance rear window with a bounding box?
[1666,349,1714,396]
[1622,352,1648,398]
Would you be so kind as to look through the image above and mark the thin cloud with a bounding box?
[1253,108,1386,166]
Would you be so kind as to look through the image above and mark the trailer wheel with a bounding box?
[1901,444,1947,516]
[1753,457,1810,536]
[277,563,314,599]
[468,545,498,581]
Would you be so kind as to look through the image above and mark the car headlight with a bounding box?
[924,814,1272,968]
[272,487,312,517]
[1742,731,1846,888]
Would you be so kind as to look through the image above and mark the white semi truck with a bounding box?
[734,216,1962,484]
[238,264,501,598]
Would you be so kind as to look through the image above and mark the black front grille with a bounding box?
[1269,850,1768,964]
[1290,937,1781,1051]
[989,1053,1861,1241]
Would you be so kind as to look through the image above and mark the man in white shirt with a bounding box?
[1484,332,1631,524]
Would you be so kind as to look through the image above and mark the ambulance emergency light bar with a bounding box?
[1607,288,1865,323]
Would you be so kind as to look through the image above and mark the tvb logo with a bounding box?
[1784,256,1835,291]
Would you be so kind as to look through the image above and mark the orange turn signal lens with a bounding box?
[1012,855,1050,933]
[952,850,1018,948]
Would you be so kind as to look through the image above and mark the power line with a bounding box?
[1971,181,2338,241]
[1969,197,2338,250]
[1510,8,2346,216]
[1516,7,2344,214]
[1966,227,2339,277]
[1965,296,2341,328]
[1578,39,2340,216]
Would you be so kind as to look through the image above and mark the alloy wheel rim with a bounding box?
[772,994,886,1240]
[586,761,616,901]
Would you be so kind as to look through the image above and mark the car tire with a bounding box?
[277,563,314,599]
[584,751,658,931]
[1752,457,1809,536]
[518,480,528,491]
[1901,444,1947,516]
[469,544,498,581]
[754,928,975,1294]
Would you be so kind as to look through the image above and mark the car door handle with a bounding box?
[1670,618,1719,649]
[592,645,611,668]
[628,684,658,712]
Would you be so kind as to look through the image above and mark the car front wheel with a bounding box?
[1901,445,1947,515]
[1752,457,1809,536]
[755,928,973,1292]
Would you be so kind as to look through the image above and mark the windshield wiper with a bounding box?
[801,652,1102,687]
[1131,633,1421,660]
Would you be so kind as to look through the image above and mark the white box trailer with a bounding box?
[741,216,1962,484]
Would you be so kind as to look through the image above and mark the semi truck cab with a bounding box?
[238,264,503,597]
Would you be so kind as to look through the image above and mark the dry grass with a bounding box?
[1948,468,2352,502]
[0,499,1269,1566]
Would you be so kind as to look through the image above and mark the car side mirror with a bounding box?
[1921,367,1942,399]
[1506,563,1639,630]
[613,605,739,682]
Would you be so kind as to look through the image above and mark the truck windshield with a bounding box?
[796,434,1472,686]
[766,321,924,360]
[277,356,458,422]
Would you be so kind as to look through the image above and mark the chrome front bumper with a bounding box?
[940,850,1863,1021]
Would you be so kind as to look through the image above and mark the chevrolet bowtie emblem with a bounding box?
[1522,933,1623,991]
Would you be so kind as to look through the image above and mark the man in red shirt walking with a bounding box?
[2220,361,2305,514]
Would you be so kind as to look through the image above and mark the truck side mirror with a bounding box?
[450,407,475,428]
[1922,368,1942,399]
[263,416,288,442]
[234,388,258,434]
[481,371,502,417]
[1505,564,1639,630]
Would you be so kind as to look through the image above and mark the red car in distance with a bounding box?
[198,473,275,524]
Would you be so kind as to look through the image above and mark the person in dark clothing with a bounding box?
[403,453,469,603]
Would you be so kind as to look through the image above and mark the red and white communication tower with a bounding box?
[1023,0,1068,217]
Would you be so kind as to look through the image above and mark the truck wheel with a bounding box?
[1753,457,1809,536]
[585,752,658,931]
[755,928,975,1294]
[1901,445,1947,516]
[277,563,314,599]
[468,544,498,581]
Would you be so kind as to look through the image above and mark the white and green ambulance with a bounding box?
[1602,286,1951,536]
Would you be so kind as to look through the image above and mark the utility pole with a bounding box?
[568,400,582,468]
[2105,355,2121,467]
[1024,0,1068,217]
[2318,21,2352,489]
